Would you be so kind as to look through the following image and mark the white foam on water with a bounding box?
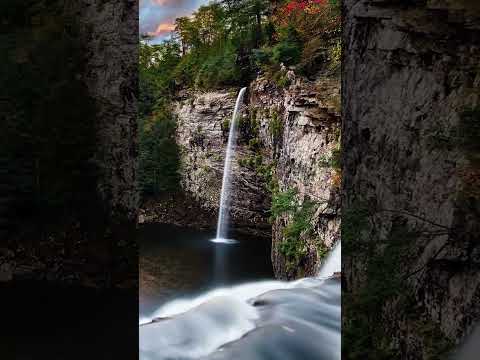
[210,238,239,244]
[140,296,259,359]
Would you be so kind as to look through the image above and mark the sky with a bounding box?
[140,0,210,44]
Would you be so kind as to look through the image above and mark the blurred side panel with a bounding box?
[0,0,139,358]
[342,0,480,358]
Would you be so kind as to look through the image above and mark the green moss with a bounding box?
[239,106,260,143]
[273,69,291,88]
[271,188,322,273]
[248,137,261,152]
[279,198,317,273]
[270,188,298,219]
[222,118,230,131]
[328,40,341,72]
[318,149,341,169]
[316,241,328,260]
[268,110,283,142]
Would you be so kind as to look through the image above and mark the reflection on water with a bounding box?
[139,223,273,319]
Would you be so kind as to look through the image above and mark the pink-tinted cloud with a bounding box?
[148,22,176,37]
[151,0,188,5]
[140,0,209,43]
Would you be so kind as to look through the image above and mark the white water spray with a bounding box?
[318,241,341,278]
[213,87,247,243]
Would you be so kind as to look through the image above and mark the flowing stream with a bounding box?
[140,242,341,360]
[213,87,247,243]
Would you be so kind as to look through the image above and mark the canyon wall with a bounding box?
[249,74,341,279]
[173,70,341,278]
[343,0,480,357]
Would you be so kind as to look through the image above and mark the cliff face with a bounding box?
[173,70,341,278]
[343,0,480,357]
[250,74,341,279]
[174,90,271,237]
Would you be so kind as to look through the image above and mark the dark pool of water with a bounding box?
[139,223,274,319]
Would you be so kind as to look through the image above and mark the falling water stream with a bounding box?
[212,87,247,244]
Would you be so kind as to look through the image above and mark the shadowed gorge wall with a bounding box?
[342,0,480,358]
[0,0,138,288]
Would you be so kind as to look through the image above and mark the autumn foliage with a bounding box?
[284,0,328,13]
[276,0,340,39]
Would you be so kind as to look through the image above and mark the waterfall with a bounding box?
[317,241,341,278]
[212,87,247,243]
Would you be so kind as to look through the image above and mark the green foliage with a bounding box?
[279,197,317,272]
[138,105,180,195]
[222,118,231,132]
[195,44,242,89]
[262,162,279,194]
[271,26,303,66]
[272,69,291,88]
[272,41,302,66]
[271,188,298,219]
[239,106,261,140]
[139,40,181,117]
[268,110,284,141]
[254,26,303,70]
[141,0,341,96]
[328,40,341,71]
[318,145,342,168]
[248,137,261,151]
[253,47,273,67]
[271,189,319,273]
[168,0,271,89]
[316,241,328,259]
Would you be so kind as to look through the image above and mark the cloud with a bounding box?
[151,0,190,5]
[148,22,176,37]
[140,0,209,41]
